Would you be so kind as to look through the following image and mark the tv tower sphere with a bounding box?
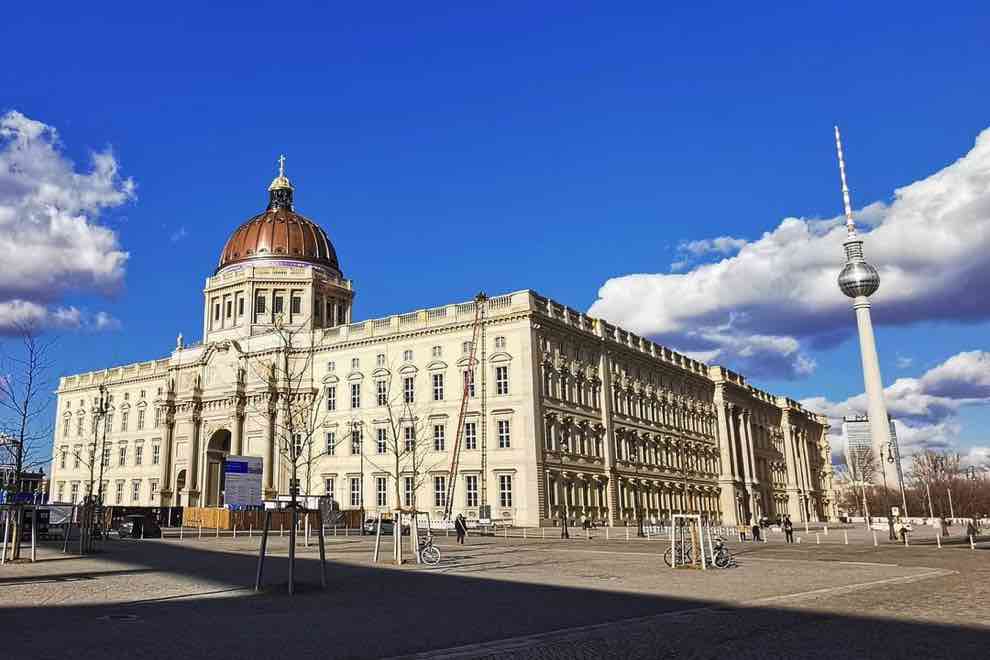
[838,256,880,298]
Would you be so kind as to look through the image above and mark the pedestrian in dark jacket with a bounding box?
[783,515,794,543]
[454,514,467,544]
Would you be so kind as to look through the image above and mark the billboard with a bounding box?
[223,455,263,508]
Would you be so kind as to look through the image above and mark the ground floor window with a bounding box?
[434,476,446,507]
[376,477,387,507]
[404,477,414,507]
[499,474,512,508]
[465,475,478,508]
[350,477,362,507]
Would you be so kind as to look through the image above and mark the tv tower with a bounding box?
[834,126,890,475]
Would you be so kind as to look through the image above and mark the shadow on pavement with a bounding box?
[1,537,987,660]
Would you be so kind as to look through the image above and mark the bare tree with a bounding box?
[0,325,56,559]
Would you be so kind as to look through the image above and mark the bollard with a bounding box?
[280,523,284,537]
[816,533,820,545]
[586,528,590,541]
[970,535,976,550]
[180,525,184,540]
[605,527,609,541]
[904,532,909,547]
[872,531,878,547]
[216,522,220,538]
[199,523,203,539]
[233,525,237,539]
[542,527,545,540]
[523,527,527,540]
[504,526,508,541]
[844,531,848,545]
[824,525,829,535]
[796,537,802,544]
[250,525,253,538]
[626,527,630,541]
[936,533,941,549]
[763,533,767,544]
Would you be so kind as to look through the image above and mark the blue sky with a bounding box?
[2,2,989,463]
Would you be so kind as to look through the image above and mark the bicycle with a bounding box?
[418,534,440,566]
[663,540,693,567]
[711,536,736,568]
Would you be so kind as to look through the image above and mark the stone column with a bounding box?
[263,401,276,499]
[233,410,245,456]
[188,413,202,507]
[161,416,176,505]
[597,343,621,526]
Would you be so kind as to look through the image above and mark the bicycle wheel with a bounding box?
[714,550,730,569]
[422,545,440,566]
[663,548,674,567]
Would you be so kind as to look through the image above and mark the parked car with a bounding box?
[117,514,162,539]
[362,518,409,535]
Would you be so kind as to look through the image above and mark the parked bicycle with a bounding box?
[711,536,736,568]
[418,534,440,566]
[663,540,692,567]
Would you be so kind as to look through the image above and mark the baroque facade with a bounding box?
[49,165,836,526]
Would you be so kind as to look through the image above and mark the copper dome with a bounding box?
[216,161,341,275]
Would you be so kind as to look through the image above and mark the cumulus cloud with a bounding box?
[0,111,133,334]
[589,127,990,378]
[672,236,748,271]
[800,350,990,462]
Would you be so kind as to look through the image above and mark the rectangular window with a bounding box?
[351,429,362,455]
[73,449,80,469]
[63,418,69,437]
[118,445,127,466]
[325,478,335,499]
[403,477,414,507]
[106,412,113,432]
[350,383,360,409]
[226,300,232,318]
[131,480,141,502]
[377,380,387,406]
[102,447,110,468]
[495,366,509,395]
[376,353,386,367]
[325,300,333,324]
[291,296,301,314]
[274,296,284,314]
[464,422,477,450]
[432,345,442,358]
[70,482,79,503]
[350,477,362,507]
[115,481,124,504]
[351,357,360,369]
[238,298,245,316]
[152,444,161,465]
[256,296,266,314]
[498,420,510,448]
[402,349,413,362]
[434,476,446,507]
[433,424,445,451]
[377,428,387,454]
[137,409,145,430]
[150,480,159,502]
[59,447,67,469]
[77,417,83,436]
[466,475,478,508]
[327,385,336,411]
[495,336,506,350]
[326,431,336,455]
[135,445,143,466]
[376,477,387,507]
[499,474,513,507]
[214,303,220,321]
[404,426,415,452]
[121,411,129,432]
[154,408,161,429]
[463,369,475,397]
[57,482,65,501]
[403,377,415,404]
[432,373,444,401]
[461,341,472,355]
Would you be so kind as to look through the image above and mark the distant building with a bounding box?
[842,415,900,486]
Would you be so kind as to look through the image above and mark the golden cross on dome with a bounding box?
[277,154,286,177]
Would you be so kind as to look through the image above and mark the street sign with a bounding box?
[223,456,263,508]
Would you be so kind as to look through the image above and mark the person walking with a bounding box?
[783,515,794,543]
[454,513,467,545]
[887,514,896,541]
[751,516,762,542]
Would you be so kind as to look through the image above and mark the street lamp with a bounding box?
[636,482,646,538]
[558,439,569,539]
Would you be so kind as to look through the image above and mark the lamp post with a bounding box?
[558,439,569,539]
[636,482,646,537]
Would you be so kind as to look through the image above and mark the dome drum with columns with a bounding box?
[204,157,354,344]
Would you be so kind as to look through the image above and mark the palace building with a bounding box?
[49,163,837,527]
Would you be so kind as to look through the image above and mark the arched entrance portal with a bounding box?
[175,469,187,506]
[205,429,231,507]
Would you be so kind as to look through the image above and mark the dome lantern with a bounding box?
[267,154,294,210]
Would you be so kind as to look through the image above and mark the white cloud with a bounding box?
[896,355,913,369]
[0,111,134,334]
[0,300,119,333]
[589,127,990,379]
[170,226,188,242]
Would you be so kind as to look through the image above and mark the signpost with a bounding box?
[223,456,263,508]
